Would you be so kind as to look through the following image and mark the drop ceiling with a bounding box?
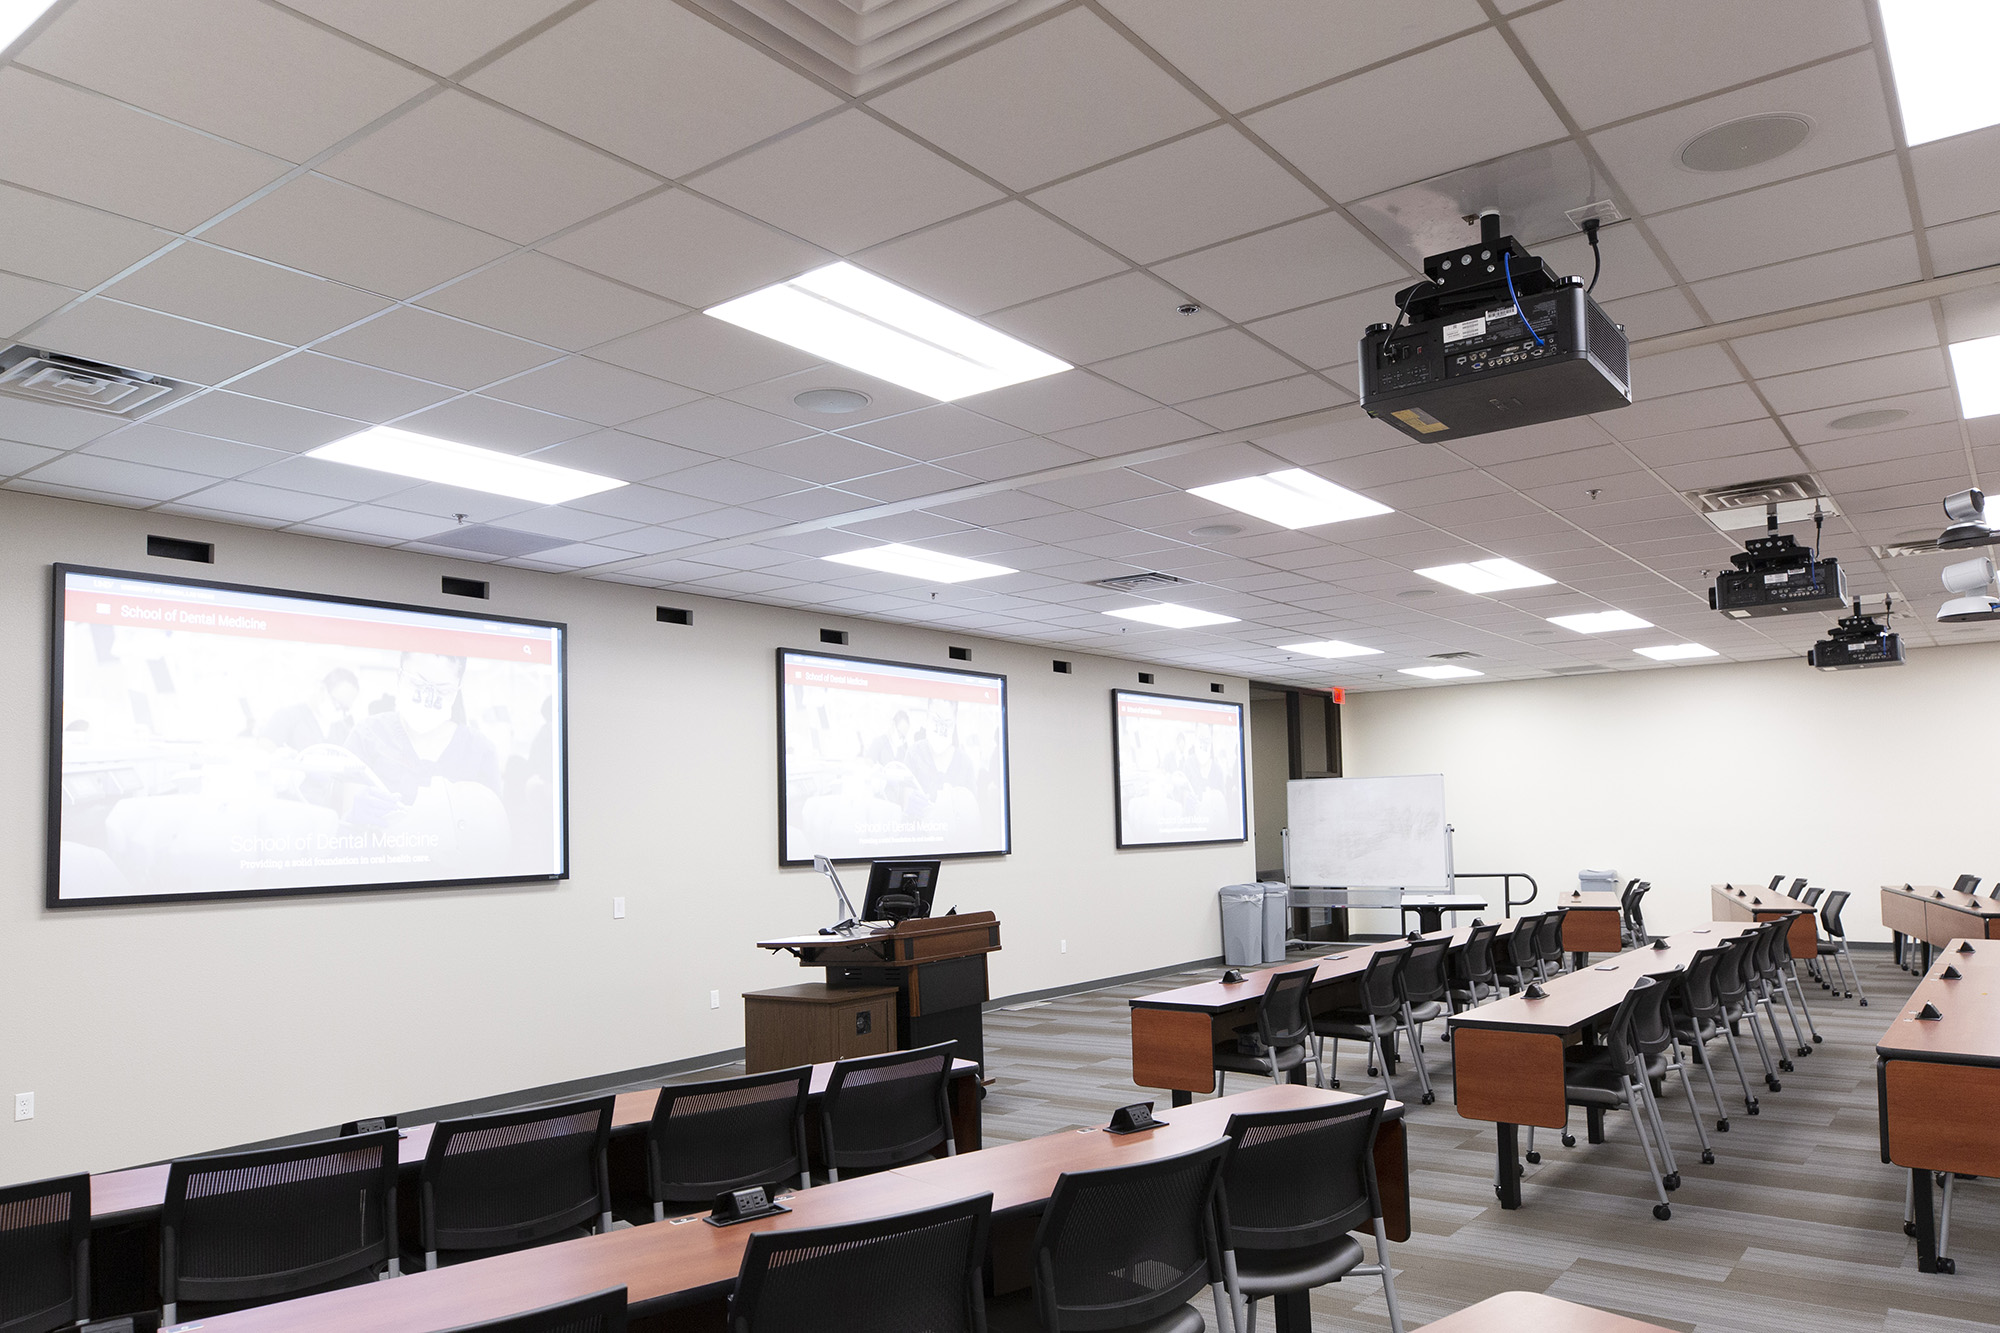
[3,0,1998,691]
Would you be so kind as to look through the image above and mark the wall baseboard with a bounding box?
[985,956,1223,1010]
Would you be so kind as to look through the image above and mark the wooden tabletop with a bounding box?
[1877,939,2000,1066]
[1711,883,1810,912]
[1420,1292,1672,1333]
[1131,928,1474,1013]
[176,1085,1366,1333]
[1882,883,2000,919]
[91,1059,979,1222]
[1447,924,1754,1036]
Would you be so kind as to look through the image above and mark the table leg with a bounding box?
[1586,1106,1606,1145]
[1913,1167,1938,1274]
[1419,906,1443,933]
[1171,1089,1192,1108]
[1496,1123,1521,1210]
[1272,1289,1312,1333]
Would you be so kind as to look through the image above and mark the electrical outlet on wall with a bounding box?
[14,1092,32,1121]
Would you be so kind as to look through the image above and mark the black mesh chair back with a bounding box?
[422,1098,613,1264]
[1597,977,1653,1069]
[1953,873,1981,895]
[1257,966,1318,1051]
[1787,878,1807,898]
[1629,971,1681,1058]
[161,1129,399,1321]
[1457,922,1500,991]
[1534,908,1569,969]
[728,1193,990,1333]
[1767,875,1785,892]
[648,1067,810,1216]
[1713,934,1757,1008]
[1218,1093,1384,1254]
[1497,915,1540,984]
[434,1287,629,1333]
[1680,947,1728,1025]
[820,1041,957,1181]
[1356,945,1409,1018]
[1401,936,1451,1007]
[1754,917,1793,981]
[1821,890,1850,939]
[1801,886,1824,907]
[0,1173,88,1333]
[1032,1139,1228,1332]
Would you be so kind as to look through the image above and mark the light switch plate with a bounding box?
[613,897,626,919]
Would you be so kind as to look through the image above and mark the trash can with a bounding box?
[1579,868,1619,895]
[1259,881,1289,963]
[1219,883,1264,966]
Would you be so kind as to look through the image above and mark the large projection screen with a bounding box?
[778,649,1009,865]
[49,565,567,907]
[1112,690,1247,849]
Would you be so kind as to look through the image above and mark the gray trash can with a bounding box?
[1579,868,1619,895]
[1219,883,1264,966]
[1259,881,1289,963]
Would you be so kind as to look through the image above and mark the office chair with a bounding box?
[1215,966,1319,1095]
[1618,880,1641,947]
[1624,882,1652,947]
[1815,890,1866,1005]
[1526,978,1676,1220]
[1447,921,1503,1012]
[1670,946,1756,1129]
[1953,873,1981,895]
[0,1172,92,1333]
[1786,878,1807,899]
[418,1097,615,1270]
[1767,875,1785,893]
[646,1066,811,1221]
[1215,1093,1404,1333]
[160,1130,400,1326]
[1494,914,1542,992]
[1800,886,1823,907]
[1029,1141,1230,1333]
[729,1194,990,1333]
[1532,906,1571,978]
[1714,934,1782,1100]
[1753,915,1820,1054]
[819,1042,958,1182]
[1314,945,1427,1103]
[1398,933,1452,1100]
[434,1288,629,1333]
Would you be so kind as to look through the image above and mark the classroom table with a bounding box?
[1877,937,2000,1275]
[1881,884,2000,974]
[1709,883,1816,958]
[1422,1291,1675,1333]
[1545,890,1626,957]
[1447,923,1756,1209]
[173,1083,1406,1332]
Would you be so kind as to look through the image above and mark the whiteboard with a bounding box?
[1285,775,1448,888]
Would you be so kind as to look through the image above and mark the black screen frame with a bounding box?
[1110,688,1249,851]
[46,563,571,909]
[775,647,1011,867]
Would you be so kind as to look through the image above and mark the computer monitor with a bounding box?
[862,860,940,923]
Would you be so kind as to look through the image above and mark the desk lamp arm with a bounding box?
[813,854,861,935]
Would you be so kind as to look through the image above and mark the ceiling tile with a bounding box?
[956,371,1156,434]
[838,463,978,503]
[663,458,800,504]
[622,396,816,456]
[19,450,210,501]
[245,454,417,502]
[31,297,286,384]
[102,242,390,344]
[0,440,67,477]
[482,356,702,426]
[1594,382,1768,442]
[725,367,935,429]
[84,422,281,477]
[925,489,1068,525]
[1599,286,1702,340]
[172,478,353,523]
[1532,226,1675,303]
[1586,52,1893,215]
[1728,302,1937,377]
[1940,287,2000,343]
[856,202,1122,316]
[418,252,681,350]
[313,305,556,388]
[1756,346,1948,415]
[400,394,590,453]
[23,0,432,162]
[871,8,1214,191]
[202,173,515,300]
[837,404,1027,461]
[1622,417,1788,467]
[1092,328,1299,402]
[1245,29,1565,202]
[1102,0,1486,113]
[1028,126,1324,264]
[1152,213,1407,322]
[1911,123,2000,227]
[1803,418,1964,470]
[1647,156,1912,281]
[318,90,655,244]
[528,431,712,484]
[1048,406,1207,457]
[0,67,286,231]
[693,110,1002,255]
[281,0,574,75]
[987,271,1225,364]
[0,271,77,337]
[1178,374,1350,431]
[938,437,1084,480]
[1245,284,1404,370]
[148,390,360,452]
[1928,213,2000,280]
[227,351,457,421]
[0,182,170,289]
[1512,0,1870,128]
[1627,345,1742,400]
[466,0,838,177]
[1782,386,1958,446]
[590,314,819,393]
[739,434,909,486]
[541,189,830,309]
[0,396,125,449]
[1025,469,1171,508]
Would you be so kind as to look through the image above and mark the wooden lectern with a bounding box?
[756,912,1001,1071]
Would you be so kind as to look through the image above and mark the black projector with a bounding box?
[1359,226,1630,443]
[1709,533,1847,618]
[1807,606,1904,670]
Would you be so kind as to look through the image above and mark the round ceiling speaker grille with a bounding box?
[1679,114,1814,172]
[1826,407,1909,431]
[793,387,872,414]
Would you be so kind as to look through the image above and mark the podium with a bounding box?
[756,913,1001,1071]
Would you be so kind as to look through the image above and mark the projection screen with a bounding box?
[778,648,1009,865]
[49,565,567,906]
[1111,689,1247,849]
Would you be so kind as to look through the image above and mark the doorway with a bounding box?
[1247,684,1341,879]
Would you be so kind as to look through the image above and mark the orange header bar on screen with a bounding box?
[786,661,999,705]
[1333,687,1346,705]
[1117,698,1240,728]
[66,590,555,665]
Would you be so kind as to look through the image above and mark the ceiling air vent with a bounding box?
[1428,651,1480,661]
[1545,664,1607,675]
[0,345,197,416]
[1872,532,1940,559]
[1684,475,1838,533]
[416,525,573,557]
[1094,571,1188,592]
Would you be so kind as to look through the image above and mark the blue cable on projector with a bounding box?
[1504,251,1545,347]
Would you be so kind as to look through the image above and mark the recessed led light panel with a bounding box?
[1188,469,1392,530]
[1547,610,1653,633]
[308,427,625,504]
[1634,643,1719,661]
[823,544,1015,583]
[1104,603,1240,629]
[1414,557,1556,594]
[1880,0,2000,145]
[1280,640,1383,659]
[1399,664,1484,680]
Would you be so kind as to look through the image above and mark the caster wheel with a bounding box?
[1939,1258,1957,1275]
[1652,1204,1671,1221]
[1664,1172,1681,1191]
[1525,1151,1541,1164]
[1860,999,1869,1007]
[1700,1150,1715,1165]
[1766,1078,1783,1092]
[1778,1061,1794,1074]
[1798,1046,1812,1057]
[1561,1134,1576,1148]
[1329,1080,1340,1089]
[1748,1105,1761,1116]
[1367,1068,1379,1077]
[1421,1092,1435,1105]
[1813,1035,1823,1043]
[1905,1222,1918,1237]
[1717,1120,1730,1132]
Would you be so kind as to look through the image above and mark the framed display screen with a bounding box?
[1111,689,1247,849]
[49,565,567,907]
[778,648,1009,865]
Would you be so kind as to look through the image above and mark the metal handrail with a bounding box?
[1453,871,1539,917]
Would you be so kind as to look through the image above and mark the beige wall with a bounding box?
[1,490,1254,1180]
[1344,643,2000,944]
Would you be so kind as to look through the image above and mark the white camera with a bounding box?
[1938,556,2000,622]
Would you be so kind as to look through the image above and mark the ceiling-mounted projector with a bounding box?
[1807,599,1903,670]
[1358,211,1630,442]
[1938,556,2000,623]
[1936,487,2000,549]
[1709,507,1844,618]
